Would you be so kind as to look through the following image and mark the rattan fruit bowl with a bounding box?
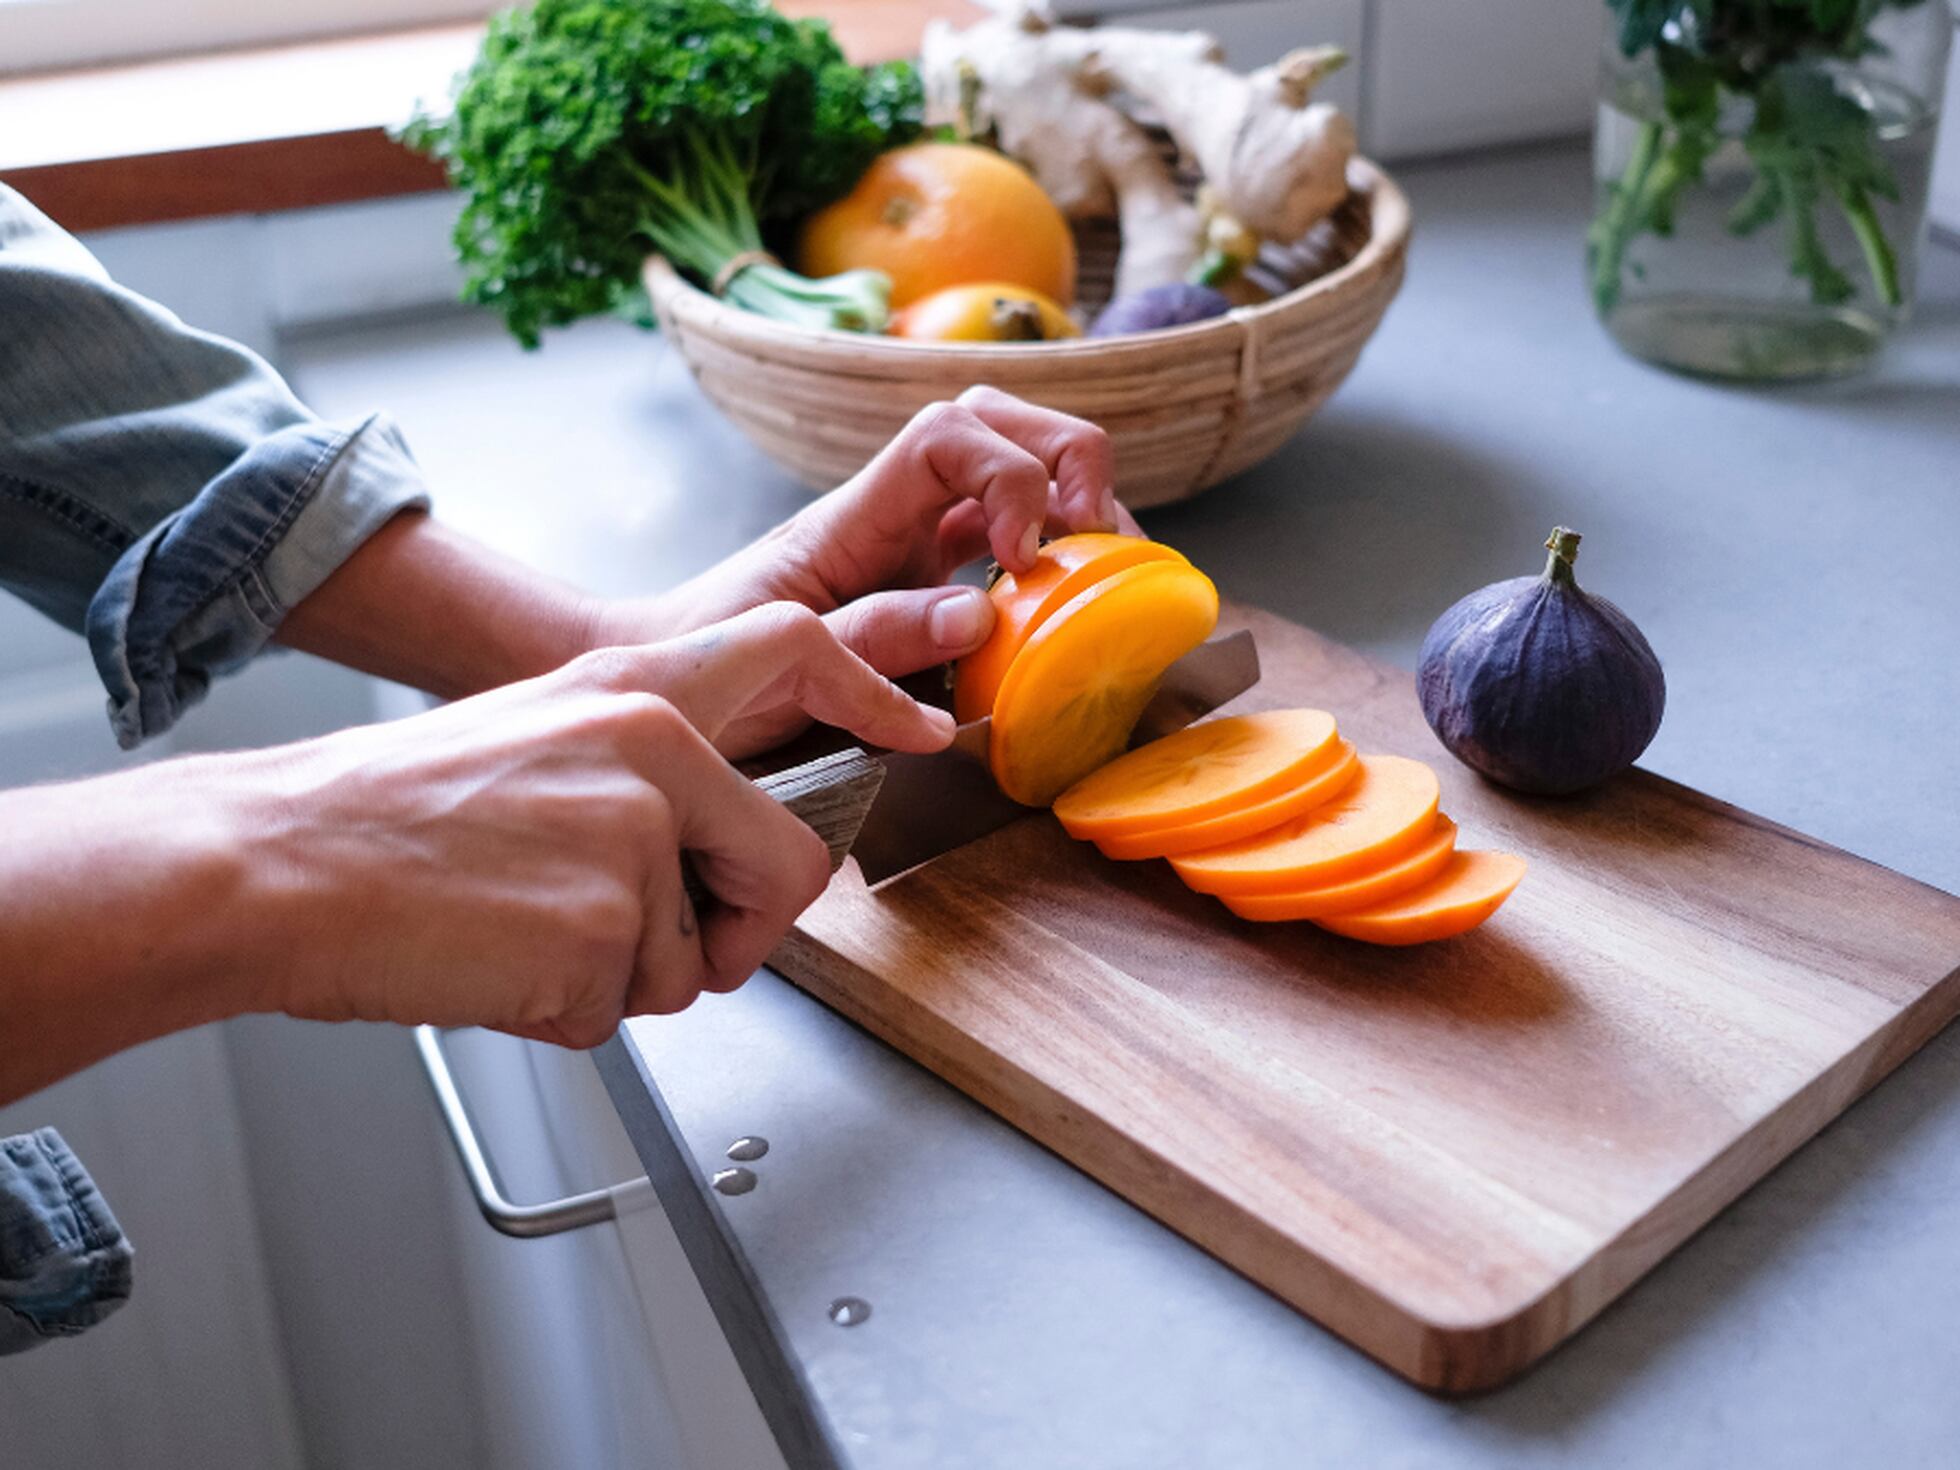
[644,157,1409,509]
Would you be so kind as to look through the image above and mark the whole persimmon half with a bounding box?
[797,142,1077,310]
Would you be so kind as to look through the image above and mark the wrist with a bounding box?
[577,591,683,654]
[279,512,606,696]
[0,759,277,1099]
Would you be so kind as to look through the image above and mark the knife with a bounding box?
[680,630,1260,904]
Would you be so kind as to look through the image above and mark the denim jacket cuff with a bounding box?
[0,1128,134,1355]
[86,411,432,748]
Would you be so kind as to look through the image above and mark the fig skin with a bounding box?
[1417,528,1665,796]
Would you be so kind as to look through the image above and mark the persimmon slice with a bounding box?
[1054,708,1340,841]
[1171,754,1442,895]
[1220,815,1460,920]
[953,534,1187,724]
[989,561,1219,807]
[1312,850,1526,945]
[1093,741,1360,861]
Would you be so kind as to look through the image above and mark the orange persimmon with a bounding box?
[1171,754,1442,896]
[1053,708,1340,841]
[1093,741,1361,861]
[1219,815,1460,921]
[1312,850,1527,945]
[989,561,1219,807]
[954,535,1187,724]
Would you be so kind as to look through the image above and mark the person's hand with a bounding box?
[238,605,945,1047]
[591,386,1141,756]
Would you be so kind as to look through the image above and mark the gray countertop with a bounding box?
[290,142,1960,1470]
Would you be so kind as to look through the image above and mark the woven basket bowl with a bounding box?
[644,157,1409,510]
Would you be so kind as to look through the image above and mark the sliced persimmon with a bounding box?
[1054,709,1341,841]
[1171,754,1442,895]
[1219,815,1460,921]
[989,561,1219,807]
[953,534,1187,723]
[1093,741,1360,861]
[1312,850,1526,945]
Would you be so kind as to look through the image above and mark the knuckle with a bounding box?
[908,398,973,441]
[582,886,648,955]
[628,783,677,845]
[611,690,687,746]
[632,972,702,1017]
[956,383,1008,412]
[751,599,826,643]
[566,645,642,691]
[556,1008,623,1052]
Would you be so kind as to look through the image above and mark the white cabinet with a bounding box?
[1060,0,1603,159]
[0,624,306,1470]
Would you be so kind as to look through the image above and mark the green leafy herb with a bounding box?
[1590,0,1928,314]
[402,0,924,347]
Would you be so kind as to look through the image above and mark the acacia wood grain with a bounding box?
[770,602,1960,1393]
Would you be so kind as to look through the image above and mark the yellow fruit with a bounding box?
[798,142,1077,309]
[892,283,1080,343]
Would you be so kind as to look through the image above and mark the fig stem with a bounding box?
[1543,527,1582,586]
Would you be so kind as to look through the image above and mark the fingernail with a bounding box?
[1016,523,1040,567]
[1097,487,1118,528]
[929,587,990,651]
[924,707,957,741]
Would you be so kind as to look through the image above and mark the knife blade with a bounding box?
[850,628,1260,886]
[681,630,1261,908]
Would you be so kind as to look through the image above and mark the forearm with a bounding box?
[0,761,283,1103]
[276,511,620,699]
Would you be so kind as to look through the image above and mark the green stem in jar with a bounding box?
[1588,119,1665,314]
[1837,181,1903,307]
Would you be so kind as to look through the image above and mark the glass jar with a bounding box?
[1589,0,1952,380]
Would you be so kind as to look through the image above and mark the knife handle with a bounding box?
[678,747,886,913]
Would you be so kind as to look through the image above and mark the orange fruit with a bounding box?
[989,561,1219,807]
[797,142,1077,310]
[1170,755,1444,896]
[1312,850,1527,945]
[892,283,1080,343]
[953,535,1188,725]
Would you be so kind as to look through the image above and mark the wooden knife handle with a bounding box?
[678,747,885,913]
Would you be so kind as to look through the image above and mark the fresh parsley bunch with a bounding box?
[1590,0,1931,313]
[405,0,924,346]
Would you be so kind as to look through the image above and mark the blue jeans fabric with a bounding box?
[0,183,431,746]
[0,1129,133,1354]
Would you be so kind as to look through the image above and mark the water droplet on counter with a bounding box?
[712,1167,756,1197]
[828,1296,871,1328]
[726,1136,769,1162]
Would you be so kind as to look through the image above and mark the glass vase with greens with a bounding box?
[1590,0,1951,380]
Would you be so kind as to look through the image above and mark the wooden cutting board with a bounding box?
[771,602,1960,1393]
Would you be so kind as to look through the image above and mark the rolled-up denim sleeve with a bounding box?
[0,1128,134,1354]
[0,185,430,746]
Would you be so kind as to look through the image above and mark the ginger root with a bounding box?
[920,5,1356,298]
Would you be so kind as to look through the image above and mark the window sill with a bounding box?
[0,2,979,234]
